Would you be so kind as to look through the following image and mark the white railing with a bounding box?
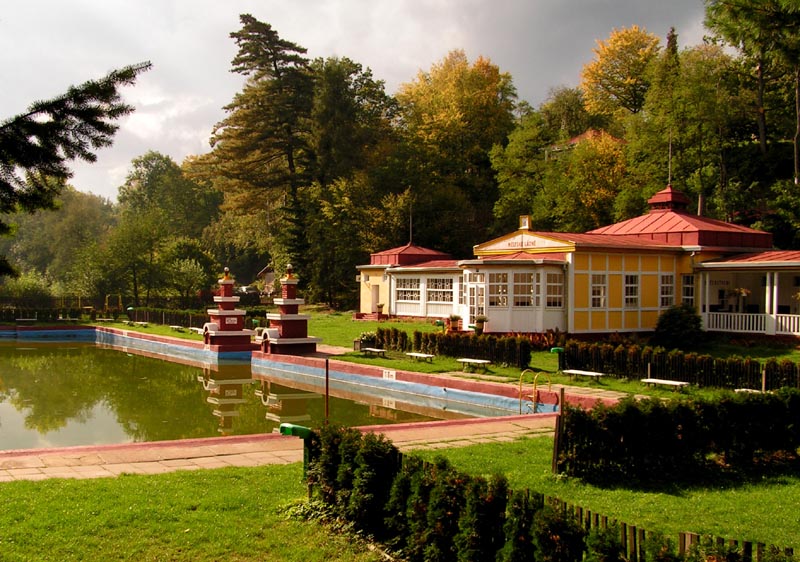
[775,314,800,335]
[706,312,767,333]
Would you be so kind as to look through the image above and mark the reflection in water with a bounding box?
[255,381,321,424]
[197,363,253,435]
[0,342,443,451]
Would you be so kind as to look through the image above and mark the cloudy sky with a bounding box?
[2,0,708,202]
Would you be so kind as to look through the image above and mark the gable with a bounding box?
[474,231,575,256]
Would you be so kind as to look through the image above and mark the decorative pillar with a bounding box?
[203,267,256,352]
[262,264,321,355]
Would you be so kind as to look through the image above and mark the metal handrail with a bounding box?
[519,369,552,413]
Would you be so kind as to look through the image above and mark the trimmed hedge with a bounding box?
[0,308,92,323]
[307,425,587,562]
[556,388,800,485]
[373,327,532,368]
[562,340,800,390]
[305,425,796,561]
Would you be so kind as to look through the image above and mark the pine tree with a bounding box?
[0,62,150,275]
[208,14,314,275]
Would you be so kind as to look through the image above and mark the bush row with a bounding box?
[0,308,93,322]
[308,424,592,562]
[371,327,532,368]
[557,388,800,485]
[306,425,795,562]
[562,340,800,390]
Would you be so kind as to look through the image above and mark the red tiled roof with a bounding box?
[705,251,800,265]
[370,243,452,266]
[478,251,568,262]
[390,259,461,270]
[588,186,772,249]
[532,232,682,250]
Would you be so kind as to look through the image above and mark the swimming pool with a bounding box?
[0,328,557,451]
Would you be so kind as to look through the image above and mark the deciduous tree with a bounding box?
[580,26,660,116]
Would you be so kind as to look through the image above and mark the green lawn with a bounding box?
[2,439,797,559]
[417,437,800,551]
[7,313,799,556]
[0,466,382,562]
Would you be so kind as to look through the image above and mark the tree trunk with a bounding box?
[756,56,768,156]
[794,64,800,185]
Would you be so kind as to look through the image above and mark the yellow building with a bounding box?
[357,186,800,337]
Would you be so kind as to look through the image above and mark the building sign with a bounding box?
[481,233,567,252]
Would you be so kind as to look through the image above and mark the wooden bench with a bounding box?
[406,352,435,363]
[563,369,605,381]
[169,325,185,332]
[188,327,204,335]
[734,388,764,394]
[362,347,387,358]
[457,358,491,373]
[641,378,689,390]
[15,318,36,326]
[96,318,115,323]
[133,321,149,328]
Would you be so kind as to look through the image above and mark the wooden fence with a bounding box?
[548,496,795,562]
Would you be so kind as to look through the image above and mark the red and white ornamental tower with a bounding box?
[203,267,256,352]
[261,264,320,355]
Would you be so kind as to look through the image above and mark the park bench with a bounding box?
[640,378,689,391]
[188,327,204,335]
[562,368,605,381]
[456,358,491,373]
[362,347,387,358]
[405,352,435,362]
[169,325,185,332]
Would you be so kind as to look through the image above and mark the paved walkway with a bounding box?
[0,343,621,483]
[0,415,556,482]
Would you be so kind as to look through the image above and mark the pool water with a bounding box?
[0,342,446,451]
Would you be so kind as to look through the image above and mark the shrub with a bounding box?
[585,523,626,562]
[651,303,703,350]
[531,506,586,562]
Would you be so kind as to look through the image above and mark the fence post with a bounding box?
[551,387,565,474]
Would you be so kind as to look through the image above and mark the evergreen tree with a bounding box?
[207,14,314,276]
[0,62,150,276]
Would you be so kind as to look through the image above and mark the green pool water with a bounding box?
[0,341,441,451]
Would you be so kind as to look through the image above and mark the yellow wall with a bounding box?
[641,275,658,308]
[571,250,683,333]
[358,268,389,314]
[573,274,589,308]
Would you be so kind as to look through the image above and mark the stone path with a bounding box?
[0,415,556,482]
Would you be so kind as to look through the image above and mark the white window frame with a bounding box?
[488,272,509,307]
[624,274,639,308]
[546,272,564,308]
[426,278,453,303]
[660,274,675,308]
[395,278,420,302]
[682,274,695,307]
[591,274,607,308]
[513,272,534,307]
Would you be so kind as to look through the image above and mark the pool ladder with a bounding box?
[519,369,552,414]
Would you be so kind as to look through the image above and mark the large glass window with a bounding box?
[395,278,420,301]
[513,272,534,307]
[682,274,695,307]
[488,273,509,307]
[660,274,675,307]
[624,274,639,308]
[591,274,607,308]
[546,272,564,308]
[426,278,453,303]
